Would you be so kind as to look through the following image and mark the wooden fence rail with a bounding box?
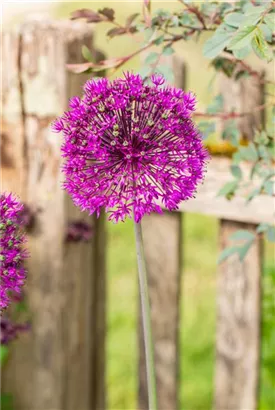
[1,19,273,410]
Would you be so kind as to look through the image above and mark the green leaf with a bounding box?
[81,45,93,62]
[138,65,151,78]
[264,15,275,32]
[156,65,174,83]
[251,28,273,62]
[203,24,234,59]
[223,120,240,146]
[238,240,253,261]
[239,143,258,161]
[163,45,174,56]
[154,35,165,45]
[218,246,239,263]
[224,12,244,28]
[144,28,156,43]
[228,26,257,50]
[258,145,270,160]
[233,45,252,59]
[230,165,242,180]
[217,180,238,197]
[0,345,9,365]
[260,23,273,42]
[145,52,159,65]
[232,151,242,165]
[229,229,255,241]
[198,121,216,139]
[246,187,261,203]
[207,94,223,114]
[241,5,268,26]
[263,180,274,196]
[256,223,269,233]
[267,226,275,242]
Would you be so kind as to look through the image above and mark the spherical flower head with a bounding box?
[53,72,209,223]
[0,193,28,313]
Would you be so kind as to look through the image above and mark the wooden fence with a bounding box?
[1,19,274,410]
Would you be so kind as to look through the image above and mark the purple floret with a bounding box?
[53,72,209,223]
[0,193,28,312]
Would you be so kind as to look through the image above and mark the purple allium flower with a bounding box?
[66,220,93,242]
[0,193,28,313]
[53,73,208,222]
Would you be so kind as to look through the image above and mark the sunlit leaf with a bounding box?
[264,15,275,32]
[256,223,269,233]
[125,13,139,27]
[217,180,238,197]
[207,94,223,114]
[229,230,255,241]
[203,24,234,58]
[218,246,239,263]
[163,45,174,56]
[224,12,244,28]
[251,28,273,62]
[233,45,252,59]
[228,25,257,50]
[145,52,159,65]
[238,240,253,261]
[230,165,242,180]
[82,45,93,62]
[263,180,274,196]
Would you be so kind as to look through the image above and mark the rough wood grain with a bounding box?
[1,19,106,410]
[1,32,25,196]
[138,56,185,410]
[215,220,262,410]
[139,212,182,410]
[176,156,274,225]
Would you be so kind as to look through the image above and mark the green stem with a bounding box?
[134,219,158,410]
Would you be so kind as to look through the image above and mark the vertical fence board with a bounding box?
[215,63,264,410]
[1,32,25,196]
[1,20,106,410]
[139,212,182,410]
[215,221,262,410]
[138,56,185,410]
[219,69,264,140]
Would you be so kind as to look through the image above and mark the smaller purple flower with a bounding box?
[66,220,93,242]
[18,203,36,232]
[0,316,30,345]
[0,193,28,313]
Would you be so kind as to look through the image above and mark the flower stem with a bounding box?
[134,220,158,410]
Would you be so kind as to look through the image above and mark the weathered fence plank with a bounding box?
[138,55,184,410]
[140,212,182,410]
[177,156,274,225]
[219,68,264,140]
[214,66,265,410]
[1,20,106,410]
[215,220,262,410]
